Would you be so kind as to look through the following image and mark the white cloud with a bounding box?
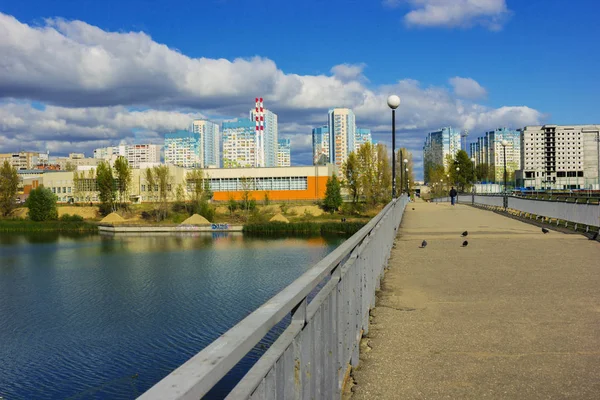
[0,12,543,172]
[388,0,511,30]
[449,77,488,99]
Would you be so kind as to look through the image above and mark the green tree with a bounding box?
[475,163,490,183]
[375,143,392,201]
[342,152,361,203]
[451,150,474,192]
[356,143,391,206]
[148,165,173,222]
[323,174,342,213]
[113,156,132,207]
[96,161,116,215]
[64,161,76,172]
[0,160,20,217]
[26,187,58,221]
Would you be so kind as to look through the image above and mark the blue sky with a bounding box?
[1,0,599,176]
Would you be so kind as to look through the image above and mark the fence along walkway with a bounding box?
[350,201,600,399]
[139,196,409,399]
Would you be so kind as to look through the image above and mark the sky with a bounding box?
[1,0,599,178]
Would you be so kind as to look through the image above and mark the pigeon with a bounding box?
[462,240,468,247]
[420,240,427,248]
[461,231,468,237]
[412,208,415,210]
[541,228,549,234]
[590,231,599,241]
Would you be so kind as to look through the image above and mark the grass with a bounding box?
[243,221,365,236]
[0,219,98,232]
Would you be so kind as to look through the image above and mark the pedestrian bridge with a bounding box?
[140,196,600,399]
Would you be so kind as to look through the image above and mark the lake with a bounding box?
[0,232,346,399]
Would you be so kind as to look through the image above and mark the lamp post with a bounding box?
[405,167,409,193]
[403,158,409,194]
[387,95,401,199]
[501,140,508,210]
[471,157,476,204]
[456,167,460,191]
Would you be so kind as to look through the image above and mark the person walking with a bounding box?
[449,186,458,206]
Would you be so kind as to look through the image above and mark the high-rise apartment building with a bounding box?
[164,130,202,168]
[516,125,600,189]
[222,118,256,168]
[355,128,372,152]
[312,126,330,165]
[487,128,521,183]
[249,98,278,167]
[94,144,161,168]
[0,151,39,170]
[327,108,356,171]
[192,120,220,168]
[277,139,291,167]
[423,127,461,182]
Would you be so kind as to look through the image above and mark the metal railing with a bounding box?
[433,194,600,228]
[139,195,410,399]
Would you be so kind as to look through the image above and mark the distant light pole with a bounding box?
[387,95,401,199]
[471,157,476,204]
[405,166,409,193]
[501,140,508,210]
[456,167,460,191]
[403,158,409,194]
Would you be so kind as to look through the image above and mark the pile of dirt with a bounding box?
[100,212,125,224]
[58,206,98,219]
[270,213,290,223]
[288,205,323,217]
[181,214,211,225]
[261,205,282,214]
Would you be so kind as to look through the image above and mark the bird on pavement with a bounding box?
[420,240,427,248]
[590,231,599,241]
[542,228,549,234]
[462,240,468,247]
[461,231,468,237]
[412,208,415,210]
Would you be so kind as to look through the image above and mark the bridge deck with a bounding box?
[350,201,600,399]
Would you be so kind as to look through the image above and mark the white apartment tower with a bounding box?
[192,120,220,168]
[516,125,600,190]
[327,108,356,171]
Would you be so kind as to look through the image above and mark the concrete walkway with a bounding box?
[350,201,600,399]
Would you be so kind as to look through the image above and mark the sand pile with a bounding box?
[100,212,125,223]
[270,213,290,223]
[288,205,323,216]
[181,214,211,225]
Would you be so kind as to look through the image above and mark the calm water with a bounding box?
[0,232,346,400]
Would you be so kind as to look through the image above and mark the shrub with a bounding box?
[227,197,238,214]
[195,200,215,222]
[26,187,58,221]
[59,214,84,222]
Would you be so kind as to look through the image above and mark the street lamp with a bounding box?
[501,139,508,210]
[456,167,460,191]
[470,157,476,204]
[405,167,409,193]
[403,158,408,194]
[387,95,401,199]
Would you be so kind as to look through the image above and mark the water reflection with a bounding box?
[0,231,346,400]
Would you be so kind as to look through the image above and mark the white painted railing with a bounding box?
[433,194,600,228]
[139,195,410,399]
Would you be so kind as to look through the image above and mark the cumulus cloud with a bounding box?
[449,77,488,99]
[386,0,511,30]
[0,12,542,173]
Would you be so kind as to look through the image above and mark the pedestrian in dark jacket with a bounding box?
[449,187,458,205]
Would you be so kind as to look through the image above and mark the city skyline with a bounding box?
[1,2,599,179]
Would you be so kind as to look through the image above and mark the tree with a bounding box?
[64,162,76,172]
[355,142,391,206]
[239,177,256,216]
[113,156,132,207]
[323,174,342,213]
[148,165,173,222]
[26,187,58,221]
[96,161,116,215]
[342,152,361,203]
[475,163,490,183]
[0,160,19,217]
[450,150,474,192]
[375,144,392,201]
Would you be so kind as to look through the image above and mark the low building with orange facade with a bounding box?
[205,165,334,201]
[22,164,337,203]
